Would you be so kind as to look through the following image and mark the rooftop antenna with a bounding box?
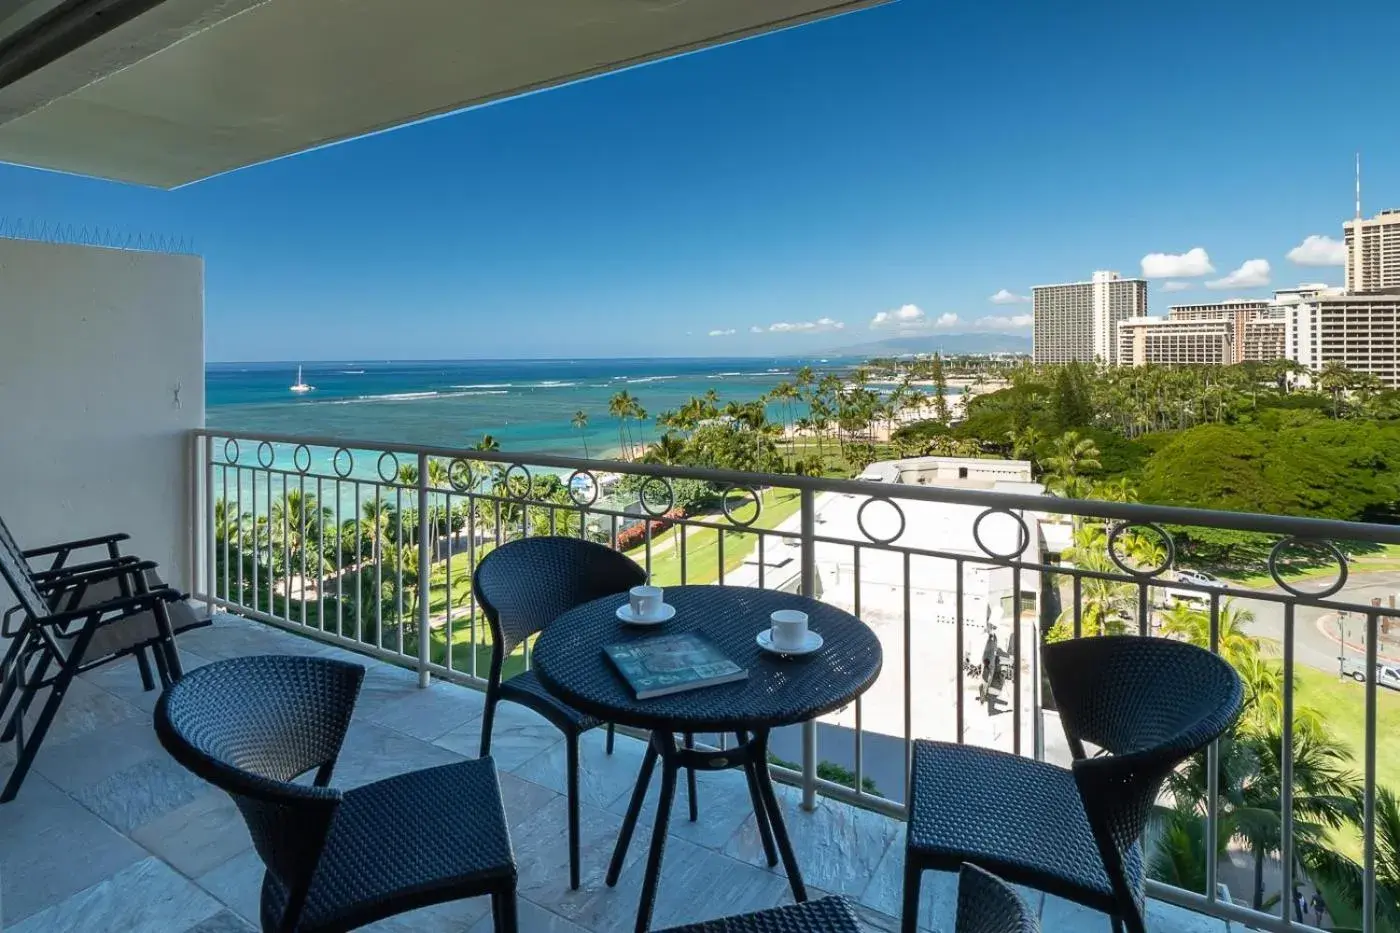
[1356,151,1363,220]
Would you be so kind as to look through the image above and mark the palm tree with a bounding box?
[609,390,637,459]
[642,432,687,466]
[571,410,590,458]
[425,458,450,489]
[1160,599,1260,671]
[1042,431,1101,499]
[474,434,501,452]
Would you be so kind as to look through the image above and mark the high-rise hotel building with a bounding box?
[1032,271,1147,365]
[1344,209,1400,293]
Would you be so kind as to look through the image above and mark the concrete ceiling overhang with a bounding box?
[0,0,889,188]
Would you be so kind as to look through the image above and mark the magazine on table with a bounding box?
[604,631,748,700]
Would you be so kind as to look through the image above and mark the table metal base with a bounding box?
[606,729,807,933]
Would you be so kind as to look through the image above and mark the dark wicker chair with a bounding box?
[653,895,862,932]
[474,535,700,890]
[956,864,1040,933]
[902,636,1242,933]
[0,519,186,802]
[154,655,518,933]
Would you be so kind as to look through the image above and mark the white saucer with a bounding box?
[616,603,676,626]
[756,628,823,656]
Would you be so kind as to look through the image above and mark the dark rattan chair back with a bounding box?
[154,655,365,922]
[1043,635,1242,921]
[955,864,1040,933]
[0,514,48,619]
[473,536,646,657]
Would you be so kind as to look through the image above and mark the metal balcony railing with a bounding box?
[187,428,1400,933]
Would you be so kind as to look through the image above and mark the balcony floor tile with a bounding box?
[0,613,1240,933]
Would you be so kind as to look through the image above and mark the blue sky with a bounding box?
[3,0,1398,361]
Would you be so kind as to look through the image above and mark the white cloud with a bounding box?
[750,325,764,334]
[870,304,927,328]
[1141,247,1215,278]
[974,313,1033,331]
[989,288,1030,305]
[1206,259,1271,290]
[707,328,736,337]
[933,312,960,328]
[1287,235,1347,267]
[764,318,844,333]
[1161,281,1192,293]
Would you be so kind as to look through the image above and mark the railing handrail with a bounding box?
[193,427,1400,546]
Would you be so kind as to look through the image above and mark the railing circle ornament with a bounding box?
[720,485,762,529]
[257,442,275,469]
[448,459,474,493]
[856,496,906,545]
[971,508,1031,560]
[377,452,399,484]
[567,470,599,507]
[638,477,675,518]
[332,448,355,479]
[1268,537,1349,599]
[222,438,240,465]
[503,464,532,499]
[1105,521,1176,579]
[292,444,313,474]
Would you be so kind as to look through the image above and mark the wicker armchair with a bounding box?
[154,655,518,933]
[902,636,1242,933]
[956,864,1040,933]
[474,535,698,890]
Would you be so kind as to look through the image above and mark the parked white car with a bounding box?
[1164,569,1226,607]
[1340,658,1400,692]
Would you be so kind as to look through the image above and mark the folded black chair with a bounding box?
[0,516,207,694]
[155,655,519,933]
[0,521,186,802]
[902,636,1242,933]
[474,535,699,891]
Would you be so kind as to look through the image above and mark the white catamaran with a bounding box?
[289,365,314,394]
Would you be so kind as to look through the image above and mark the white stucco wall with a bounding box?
[0,237,204,607]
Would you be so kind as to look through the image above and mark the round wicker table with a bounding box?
[534,585,882,933]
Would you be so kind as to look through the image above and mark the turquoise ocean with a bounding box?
[206,358,843,459]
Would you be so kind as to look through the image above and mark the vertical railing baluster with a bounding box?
[955,557,965,744]
[204,438,215,616]
[680,524,688,584]
[1137,580,1149,636]
[644,514,653,578]
[314,474,322,630]
[282,474,290,622]
[299,471,308,628]
[468,491,479,680]
[221,463,230,604]
[854,543,865,791]
[1012,565,1022,756]
[1206,591,1221,905]
[718,529,726,585]
[251,468,258,613]
[1072,573,1083,639]
[265,467,272,615]
[1281,603,1296,920]
[416,453,431,686]
[445,492,455,673]
[799,488,817,811]
[757,536,765,590]
[903,551,913,801]
[334,475,343,638]
[395,482,405,656]
[354,481,362,645]
[1364,610,1379,933]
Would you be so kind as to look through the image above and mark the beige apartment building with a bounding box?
[1344,209,1400,292]
[1032,270,1147,365]
[1115,300,1288,367]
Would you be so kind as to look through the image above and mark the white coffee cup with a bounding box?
[629,585,664,619]
[770,609,809,650]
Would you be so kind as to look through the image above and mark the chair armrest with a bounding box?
[42,585,182,629]
[33,555,143,585]
[22,532,130,560]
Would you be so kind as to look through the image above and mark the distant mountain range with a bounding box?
[824,333,1033,358]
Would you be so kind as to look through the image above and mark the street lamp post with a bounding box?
[1337,610,1349,679]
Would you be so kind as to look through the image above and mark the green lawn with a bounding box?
[632,487,805,586]
[1213,544,1400,589]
